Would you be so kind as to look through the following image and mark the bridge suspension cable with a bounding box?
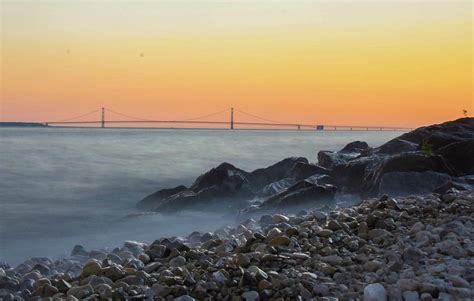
[105,107,231,122]
[47,108,102,123]
[182,108,230,121]
[105,108,155,121]
[233,108,286,124]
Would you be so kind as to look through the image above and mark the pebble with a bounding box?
[242,290,259,301]
[364,283,387,301]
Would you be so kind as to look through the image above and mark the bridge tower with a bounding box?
[230,107,234,130]
[101,107,105,128]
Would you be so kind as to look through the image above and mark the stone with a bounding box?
[247,266,268,280]
[327,220,342,231]
[268,235,290,246]
[152,284,172,297]
[397,279,419,292]
[403,246,424,263]
[71,245,88,257]
[402,291,420,301]
[266,228,282,239]
[272,214,289,223]
[313,283,329,296]
[364,283,387,301]
[445,275,470,288]
[368,229,391,240]
[364,260,383,272]
[292,252,310,260]
[80,260,101,278]
[235,253,251,267]
[317,229,334,237]
[95,283,113,299]
[321,255,343,266]
[258,280,272,291]
[169,256,186,267]
[242,290,259,301]
[66,284,93,299]
[420,293,432,301]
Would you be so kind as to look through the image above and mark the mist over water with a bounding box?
[0,127,401,265]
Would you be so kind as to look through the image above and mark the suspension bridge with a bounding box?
[43,107,411,131]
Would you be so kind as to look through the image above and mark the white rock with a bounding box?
[364,283,387,301]
[272,214,290,223]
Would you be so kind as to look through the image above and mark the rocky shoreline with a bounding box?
[138,118,474,215]
[2,118,473,300]
[1,190,473,300]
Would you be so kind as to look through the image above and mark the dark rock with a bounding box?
[291,161,329,181]
[259,178,296,197]
[378,171,452,197]
[330,157,374,190]
[31,263,50,275]
[375,138,418,155]
[364,153,455,195]
[145,163,254,212]
[247,157,310,190]
[71,245,88,257]
[259,180,336,209]
[318,141,369,169]
[435,140,474,175]
[340,141,369,153]
[377,118,474,153]
[137,185,187,209]
[190,162,251,194]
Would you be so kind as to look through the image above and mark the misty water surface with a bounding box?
[0,128,401,265]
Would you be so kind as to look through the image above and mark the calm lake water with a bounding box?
[0,127,401,265]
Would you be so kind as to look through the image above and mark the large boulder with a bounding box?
[340,141,370,153]
[317,118,474,196]
[139,158,332,212]
[247,157,311,190]
[258,180,336,209]
[317,141,370,170]
[435,140,474,175]
[190,162,251,194]
[363,153,456,195]
[137,185,187,209]
[375,117,474,154]
[378,171,452,197]
[140,163,254,212]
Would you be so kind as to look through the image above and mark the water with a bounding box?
[0,127,401,265]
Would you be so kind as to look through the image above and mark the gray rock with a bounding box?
[71,245,88,257]
[364,283,387,301]
[242,290,259,301]
[66,284,93,299]
[445,275,470,287]
[402,291,420,301]
[169,256,186,267]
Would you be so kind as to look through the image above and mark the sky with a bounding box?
[1,0,472,127]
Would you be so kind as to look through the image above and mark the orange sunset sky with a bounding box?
[1,1,472,127]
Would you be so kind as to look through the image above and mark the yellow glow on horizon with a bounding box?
[1,1,472,127]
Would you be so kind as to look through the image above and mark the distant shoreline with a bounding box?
[0,122,48,127]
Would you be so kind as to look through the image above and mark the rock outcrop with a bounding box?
[139,118,474,213]
[318,118,474,197]
[138,158,332,212]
